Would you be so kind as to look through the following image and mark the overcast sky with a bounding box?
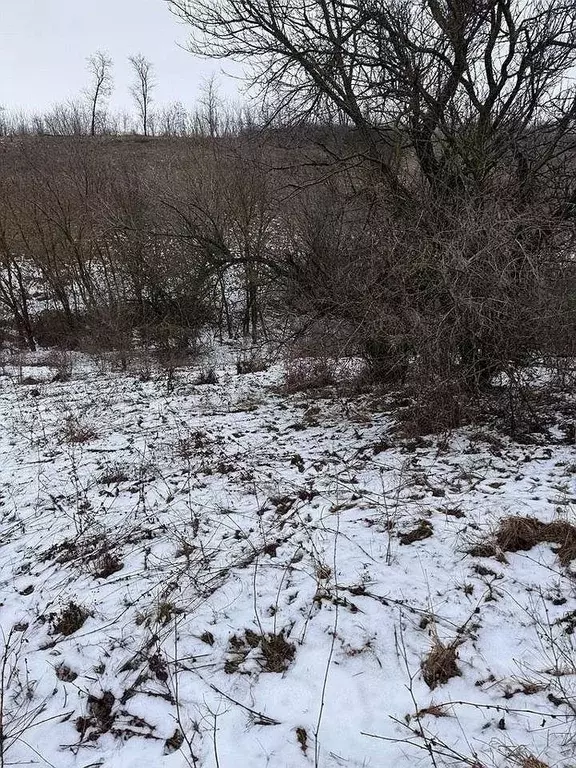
[0,0,242,115]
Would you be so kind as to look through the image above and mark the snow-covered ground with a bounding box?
[0,353,574,768]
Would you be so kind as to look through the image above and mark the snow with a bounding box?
[0,352,574,767]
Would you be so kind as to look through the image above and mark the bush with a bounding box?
[283,357,336,393]
[32,309,86,349]
[196,367,218,385]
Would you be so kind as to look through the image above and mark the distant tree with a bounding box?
[158,101,189,136]
[129,54,155,136]
[198,75,222,138]
[85,51,113,137]
[42,100,89,136]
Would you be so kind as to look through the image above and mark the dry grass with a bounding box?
[51,601,89,636]
[504,747,550,768]
[415,704,449,718]
[519,758,550,768]
[260,632,296,672]
[225,629,296,674]
[76,691,115,740]
[495,516,576,566]
[466,542,500,559]
[421,639,461,690]
[61,416,98,444]
[165,729,184,754]
[295,726,308,754]
[397,382,465,436]
[91,552,123,579]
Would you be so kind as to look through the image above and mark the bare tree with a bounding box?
[198,75,222,138]
[169,0,576,399]
[168,0,576,193]
[86,51,113,137]
[40,100,89,135]
[129,54,155,136]
[158,101,189,136]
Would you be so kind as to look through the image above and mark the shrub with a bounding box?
[283,357,336,393]
[196,367,218,385]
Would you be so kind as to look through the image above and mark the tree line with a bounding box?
[1,0,576,434]
[0,53,252,139]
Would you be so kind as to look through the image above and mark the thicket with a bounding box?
[0,134,283,355]
[2,0,576,435]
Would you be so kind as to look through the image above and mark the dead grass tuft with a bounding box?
[397,382,464,436]
[91,552,123,579]
[260,632,296,673]
[495,516,576,566]
[421,639,461,690]
[295,726,308,754]
[519,759,550,768]
[545,521,576,565]
[415,704,449,718]
[76,691,115,740]
[504,748,550,768]
[62,416,98,444]
[466,542,500,559]
[165,729,184,754]
[99,465,130,485]
[225,629,296,674]
[51,601,89,636]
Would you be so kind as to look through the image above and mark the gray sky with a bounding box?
[0,0,241,115]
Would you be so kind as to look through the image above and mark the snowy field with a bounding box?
[0,353,574,768]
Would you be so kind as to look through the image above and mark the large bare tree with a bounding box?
[129,54,155,136]
[168,0,576,193]
[168,0,576,406]
[86,51,113,137]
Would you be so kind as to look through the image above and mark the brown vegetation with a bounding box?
[225,629,296,674]
[51,601,89,636]
[421,639,461,690]
[495,516,576,567]
[0,1,575,436]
